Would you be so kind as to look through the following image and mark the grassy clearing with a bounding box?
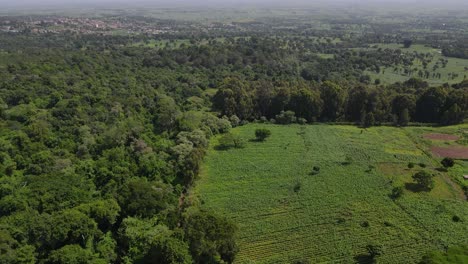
[362,44,468,85]
[195,124,468,263]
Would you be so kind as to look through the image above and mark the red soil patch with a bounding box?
[423,133,460,140]
[431,146,468,159]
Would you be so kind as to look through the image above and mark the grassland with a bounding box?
[363,44,468,85]
[195,124,468,263]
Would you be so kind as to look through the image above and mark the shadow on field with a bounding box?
[353,254,374,264]
[214,145,230,151]
[405,182,426,192]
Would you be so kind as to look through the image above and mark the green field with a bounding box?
[363,44,468,85]
[195,124,468,263]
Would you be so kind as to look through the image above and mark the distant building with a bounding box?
[464,175,468,180]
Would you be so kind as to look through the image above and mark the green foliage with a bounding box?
[143,237,193,264]
[366,244,384,258]
[198,124,468,263]
[0,230,36,264]
[0,9,467,264]
[390,186,404,200]
[118,216,174,263]
[185,210,238,264]
[46,245,104,264]
[275,110,296,124]
[218,133,245,149]
[95,232,118,263]
[412,171,435,191]
[441,158,455,168]
[255,128,271,141]
[420,245,468,264]
[117,178,176,218]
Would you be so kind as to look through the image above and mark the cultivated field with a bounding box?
[195,124,468,263]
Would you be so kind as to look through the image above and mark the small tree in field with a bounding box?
[441,157,454,168]
[366,244,383,261]
[390,186,403,200]
[412,170,434,191]
[218,133,245,149]
[255,129,271,141]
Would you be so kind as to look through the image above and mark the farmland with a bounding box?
[195,124,468,263]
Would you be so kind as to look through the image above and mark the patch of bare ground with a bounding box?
[423,133,459,140]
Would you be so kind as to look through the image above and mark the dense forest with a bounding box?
[0,6,467,264]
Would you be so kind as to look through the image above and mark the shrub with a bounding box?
[218,133,245,149]
[361,221,370,228]
[297,118,307,125]
[452,215,461,222]
[390,186,403,200]
[275,111,296,124]
[229,115,241,127]
[293,182,301,193]
[366,244,383,259]
[412,170,434,191]
[408,162,415,169]
[419,163,426,168]
[441,157,455,168]
[255,129,271,141]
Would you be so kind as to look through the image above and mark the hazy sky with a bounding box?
[1,0,467,8]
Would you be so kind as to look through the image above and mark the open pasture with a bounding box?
[363,44,468,85]
[195,124,468,263]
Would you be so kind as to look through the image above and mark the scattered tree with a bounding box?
[255,129,271,141]
[441,157,455,168]
[218,133,245,149]
[390,186,404,200]
[412,170,435,191]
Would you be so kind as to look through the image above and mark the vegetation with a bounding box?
[420,245,468,264]
[412,171,435,191]
[255,129,271,141]
[0,4,467,263]
[196,124,468,263]
[441,158,455,168]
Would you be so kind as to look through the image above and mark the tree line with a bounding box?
[212,77,467,126]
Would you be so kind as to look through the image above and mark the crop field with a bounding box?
[195,124,468,263]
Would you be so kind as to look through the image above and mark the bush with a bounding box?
[275,111,296,124]
[419,163,426,168]
[309,166,321,175]
[408,162,415,169]
[255,129,271,141]
[441,157,455,168]
[297,117,307,125]
[218,133,245,149]
[452,215,461,222]
[390,186,403,200]
[366,244,383,259]
[229,115,240,127]
[412,170,434,191]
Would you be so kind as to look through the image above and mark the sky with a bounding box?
[1,0,467,8]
